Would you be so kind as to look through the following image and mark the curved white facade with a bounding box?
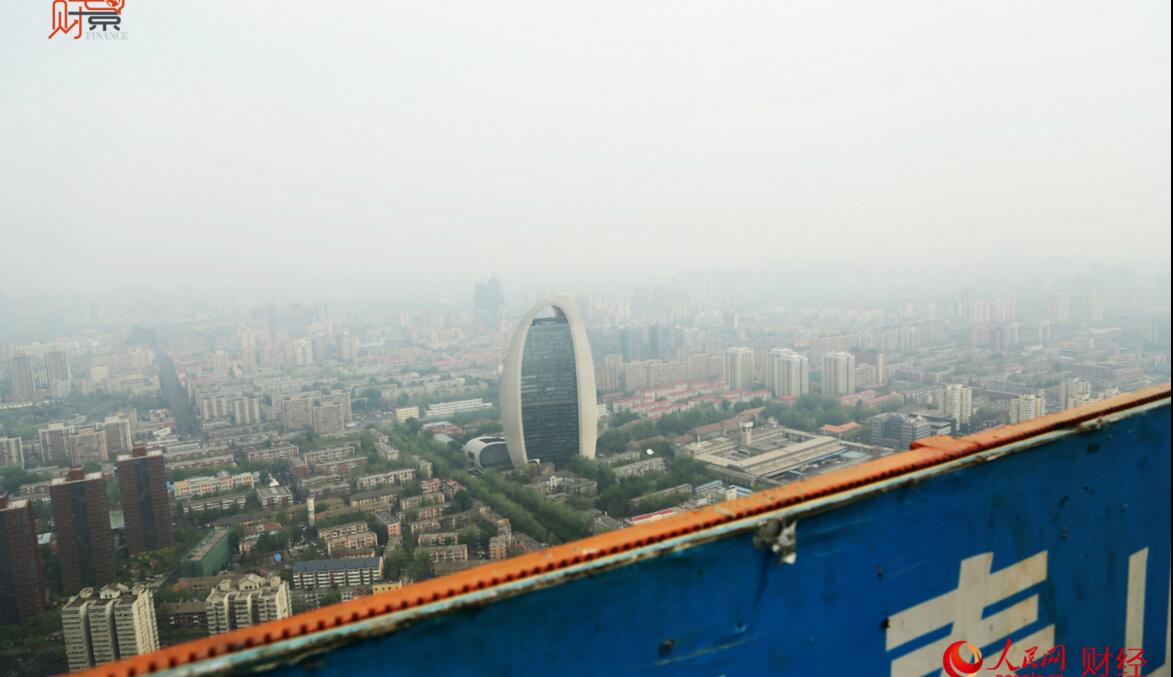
[500,296,598,467]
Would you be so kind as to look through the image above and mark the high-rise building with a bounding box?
[868,413,934,450]
[69,426,108,466]
[854,350,886,386]
[938,384,973,428]
[1048,292,1071,324]
[724,347,754,390]
[1085,292,1105,323]
[39,422,75,467]
[0,437,24,469]
[647,325,676,361]
[51,469,117,594]
[500,297,598,467]
[118,447,173,554]
[282,397,314,432]
[198,396,228,422]
[7,354,36,402]
[336,330,358,362]
[1009,394,1047,424]
[233,397,262,425]
[45,349,70,386]
[619,326,643,362]
[102,416,134,457]
[292,338,314,366]
[473,277,506,329]
[204,574,292,636]
[212,350,230,376]
[964,299,991,326]
[310,335,331,364]
[0,494,46,624]
[990,298,1017,323]
[312,403,345,435]
[324,390,353,423]
[896,326,921,352]
[766,349,809,399]
[1058,379,1093,411]
[821,352,857,397]
[62,584,160,672]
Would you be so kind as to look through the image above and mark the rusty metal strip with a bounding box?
[80,383,1170,677]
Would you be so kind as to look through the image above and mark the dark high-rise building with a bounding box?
[7,354,35,402]
[473,277,505,328]
[45,349,70,384]
[50,469,116,594]
[619,326,644,362]
[647,324,676,361]
[0,494,46,623]
[118,447,172,554]
[501,297,598,467]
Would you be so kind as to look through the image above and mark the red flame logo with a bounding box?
[943,640,983,677]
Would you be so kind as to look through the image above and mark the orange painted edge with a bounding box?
[81,383,1170,677]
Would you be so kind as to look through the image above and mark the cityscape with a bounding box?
[0,270,1168,674]
[2,0,1169,674]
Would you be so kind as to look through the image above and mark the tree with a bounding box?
[1,467,46,494]
[451,489,472,512]
[609,411,640,427]
[406,550,433,580]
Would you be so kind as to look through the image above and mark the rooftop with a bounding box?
[183,528,230,561]
[293,557,381,573]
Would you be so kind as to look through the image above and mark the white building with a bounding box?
[1009,394,1047,424]
[233,397,262,425]
[1058,378,1093,411]
[724,347,754,391]
[394,406,420,423]
[422,398,492,420]
[63,584,160,672]
[205,574,292,636]
[821,352,857,397]
[0,436,24,469]
[938,384,973,427]
[171,471,258,500]
[102,416,134,457]
[766,348,809,399]
[292,557,383,589]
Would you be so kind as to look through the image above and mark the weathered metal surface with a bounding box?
[82,386,1170,676]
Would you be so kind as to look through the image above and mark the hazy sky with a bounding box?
[1,1,1169,298]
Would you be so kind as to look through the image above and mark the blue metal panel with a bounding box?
[243,404,1171,676]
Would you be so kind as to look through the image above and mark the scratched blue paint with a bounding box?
[246,404,1169,676]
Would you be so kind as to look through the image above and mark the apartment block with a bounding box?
[51,470,117,594]
[292,558,383,590]
[204,575,292,636]
[62,584,159,672]
[0,495,45,623]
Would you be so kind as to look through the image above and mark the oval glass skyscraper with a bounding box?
[500,297,597,468]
